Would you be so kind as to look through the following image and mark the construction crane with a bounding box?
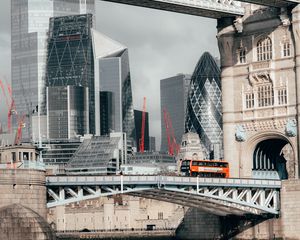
[139,97,146,153]
[163,108,179,156]
[0,79,16,133]
[15,114,26,145]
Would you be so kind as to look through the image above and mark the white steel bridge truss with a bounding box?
[99,0,300,19]
[46,175,281,216]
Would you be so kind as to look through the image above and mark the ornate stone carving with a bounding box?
[235,125,246,142]
[285,119,297,137]
[249,72,272,86]
[280,8,291,26]
[234,17,243,33]
[242,119,289,132]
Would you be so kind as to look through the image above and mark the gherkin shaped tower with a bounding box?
[185,52,223,159]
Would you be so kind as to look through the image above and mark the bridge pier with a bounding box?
[0,169,55,240]
[177,180,300,239]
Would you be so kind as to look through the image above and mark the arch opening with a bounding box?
[252,139,294,180]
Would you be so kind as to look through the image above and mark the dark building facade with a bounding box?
[134,110,149,152]
[160,74,191,152]
[185,52,223,159]
[100,91,114,135]
[46,14,94,137]
[47,86,88,139]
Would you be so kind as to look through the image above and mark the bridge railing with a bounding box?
[47,175,281,189]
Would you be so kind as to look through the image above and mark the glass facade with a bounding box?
[65,135,124,175]
[11,0,94,141]
[160,74,191,152]
[94,39,136,141]
[134,110,149,152]
[185,52,223,159]
[46,14,94,136]
[100,91,114,135]
[47,86,88,139]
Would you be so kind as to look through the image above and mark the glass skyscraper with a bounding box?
[134,110,150,152]
[46,14,94,137]
[11,0,95,141]
[92,30,135,141]
[160,74,191,152]
[185,52,223,159]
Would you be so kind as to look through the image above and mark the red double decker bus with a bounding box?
[180,159,229,178]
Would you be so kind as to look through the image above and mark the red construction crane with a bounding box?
[139,97,146,153]
[15,114,26,145]
[163,108,180,156]
[0,79,16,133]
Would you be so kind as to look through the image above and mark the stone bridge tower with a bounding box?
[218,4,300,179]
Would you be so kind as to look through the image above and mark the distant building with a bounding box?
[100,91,114,135]
[47,86,89,139]
[134,110,149,152]
[41,139,82,171]
[65,132,127,175]
[160,74,191,152]
[92,30,135,141]
[128,152,175,165]
[11,0,95,141]
[185,52,223,159]
[149,136,156,152]
[46,14,94,139]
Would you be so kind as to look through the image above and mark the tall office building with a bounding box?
[134,110,149,152]
[92,30,135,141]
[46,14,94,138]
[149,136,156,152]
[100,91,114,136]
[47,86,89,139]
[185,52,223,159]
[11,0,95,141]
[160,74,191,152]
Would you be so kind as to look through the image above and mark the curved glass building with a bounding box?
[185,52,223,159]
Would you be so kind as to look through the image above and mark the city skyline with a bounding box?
[0,0,218,149]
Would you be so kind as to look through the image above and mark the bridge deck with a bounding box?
[47,175,281,216]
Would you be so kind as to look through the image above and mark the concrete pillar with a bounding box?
[292,4,300,179]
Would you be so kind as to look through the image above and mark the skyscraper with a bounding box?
[46,14,94,138]
[11,0,95,141]
[92,30,135,141]
[185,52,223,159]
[160,74,191,152]
[134,110,149,152]
[47,86,89,139]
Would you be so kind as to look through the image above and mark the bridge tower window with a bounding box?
[257,84,273,107]
[257,37,272,61]
[245,92,254,109]
[282,41,291,57]
[278,88,287,105]
[238,48,246,64]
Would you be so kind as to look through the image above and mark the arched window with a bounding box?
[257,37,272,61]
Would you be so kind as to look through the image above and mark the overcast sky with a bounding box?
[0,0,219,148]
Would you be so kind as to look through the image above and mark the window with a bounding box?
[238,48,246,64]
[257,37,272,61]
[158,212,163,220]
[257,85,273,107]
[282,41,291,57]
[278,88,287,105]
[245,92,254,109]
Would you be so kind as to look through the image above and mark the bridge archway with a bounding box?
[243,131,296,179]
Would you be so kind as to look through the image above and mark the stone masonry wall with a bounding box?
[0,169,47,218]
